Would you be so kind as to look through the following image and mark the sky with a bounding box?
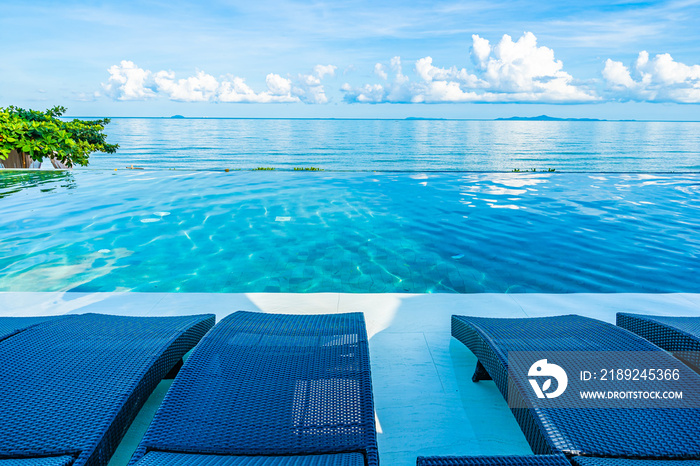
[1,0,699,119]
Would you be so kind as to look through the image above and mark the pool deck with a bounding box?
[3,291,700,465]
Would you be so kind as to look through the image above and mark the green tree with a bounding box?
[0,106,118,167]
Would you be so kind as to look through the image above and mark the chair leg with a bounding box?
[472,360,492,382]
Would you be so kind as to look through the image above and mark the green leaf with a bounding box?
[0,105,117,166]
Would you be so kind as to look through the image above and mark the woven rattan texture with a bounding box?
[0,316,67,342]
[0,456,76,466]
[135,452,365,466]
[451,314,700,458]
[130,311,378,466]
[572,458,700,466]
[617,313,700,370]
[416,455,571,466]
[0,313,215,466]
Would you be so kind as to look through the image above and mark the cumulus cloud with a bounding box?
[102,40,700,106]
[103,60,156,100]
[603,51,700,103]
[313,64,336,80]
[216,74,298,103]
[341,83,385,103]
[154,70,219,102]
[415,57,480,86]
[293,65,337,103]
[102,62,336,104]
[374,63,388,80]
[342,32,599,104]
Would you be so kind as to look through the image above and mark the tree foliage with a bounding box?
[0,106,118,167]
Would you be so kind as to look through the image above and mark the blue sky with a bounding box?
[1,0,699,119]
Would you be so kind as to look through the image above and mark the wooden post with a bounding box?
[0,149,71,169]
[0,149,35,168]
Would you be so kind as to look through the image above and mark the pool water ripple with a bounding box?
[1,170,698,293]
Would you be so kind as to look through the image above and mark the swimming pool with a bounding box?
[2,170,699,293]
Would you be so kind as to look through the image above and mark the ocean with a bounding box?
[88,118,700,172]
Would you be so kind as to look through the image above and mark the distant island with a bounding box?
[170,115,185,119]
[496,115,604,121]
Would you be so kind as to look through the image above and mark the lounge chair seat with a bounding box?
[617,313,700,371]
[451,314,700,459]
[417,457,700,466]
[0,313,215,466]
[0,457,76,466]
[129,311,378,466]
[416,455,570,466]
[416,456,700,466]
[0,315,65,342]
[133,452,365,466]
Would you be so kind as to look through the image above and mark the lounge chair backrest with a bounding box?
[617,313,700,371]
[0,315,67,342]
[0,313,215,466]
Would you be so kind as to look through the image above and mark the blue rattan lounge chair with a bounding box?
[0,313,215,466]
[617,313,700,372]
[449,314,700,459]
[417,455,700,466]
[571,460,700,466]
[416,455,571,466]
[0,315,66,342]
[129,311,378,466]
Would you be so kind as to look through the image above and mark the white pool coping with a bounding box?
[3,291,700,465]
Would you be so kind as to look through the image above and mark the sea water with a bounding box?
[89,118,700,172]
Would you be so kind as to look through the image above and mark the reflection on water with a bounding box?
[0,171,75,199]
[1,171,699,294]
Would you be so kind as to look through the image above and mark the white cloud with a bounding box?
[102,60,156,100]
[218,75,298,103]
[413,81,482,103]
[313,64,337,80]
[293,65,337,103]
[473,32,595,101]
[603,51,700,103]
[266,73,293,96]
[390,56,409,85]
[341,83,385,103]
[154,70,219,102]
[102,40,700,106]
[342,32,599,104]
[602,59,637,89]
[374,63,388,80]
[217,77,260,102]
[415,57,481,86]
[471,35,491,66]
[102,62,336,104]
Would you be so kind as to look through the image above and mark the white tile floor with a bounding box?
[2,291,700,466]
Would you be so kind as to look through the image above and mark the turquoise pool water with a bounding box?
[1,170,698,293]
